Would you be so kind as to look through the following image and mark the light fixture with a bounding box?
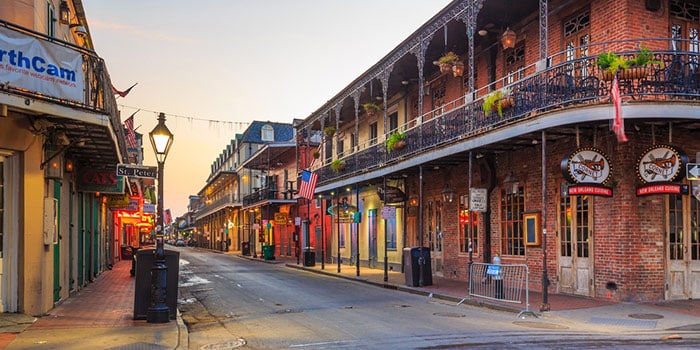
[64,158,74,173]
[478,29,488,36]
[452,61,464,77]
[45,152,64,179]
[59,1,70,25]
[442,183,455,203]
[70,24,88,38]
[501,27,516,49]
[149,112,174,163]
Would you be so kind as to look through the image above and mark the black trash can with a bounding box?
[242,241,250,256]
[403,247,432,287]
[133,248,180,320]
[303,248,315,267]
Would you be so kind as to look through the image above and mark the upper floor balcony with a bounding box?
[194,193,242,219]
[311,38,700,187]
[0,20,126,167]
[242,184,297,207]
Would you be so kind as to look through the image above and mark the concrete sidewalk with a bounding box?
[274,255,700,333]
[0,260,186,350]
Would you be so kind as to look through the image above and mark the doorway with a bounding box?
[558,195,594,296]
[666,192,700,299]
[428,200,443,277]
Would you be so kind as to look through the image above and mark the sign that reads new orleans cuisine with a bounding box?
[560,147,613,197]
[636,144,689,196]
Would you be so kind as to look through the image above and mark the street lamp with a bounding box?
[148,112,173,323]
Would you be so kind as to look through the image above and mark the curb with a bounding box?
[284,263,528,317]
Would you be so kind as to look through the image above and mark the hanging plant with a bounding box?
[363,103,381,117]
[330,159,346,172]
[312,150,320,159]
[482,87,513,117]
[433,51,459,74]
[386,131,407,153]
[324,126,336,138]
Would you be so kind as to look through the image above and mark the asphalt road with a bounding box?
[176,249,700,350]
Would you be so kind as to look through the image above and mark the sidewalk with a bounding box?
[0,261,186,350]
[273,255,700,332]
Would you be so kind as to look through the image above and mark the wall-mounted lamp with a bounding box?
[501,27,516,49]
[59,1,70,25]
[442,183,456,203]
[408,196,419,207]
[452,61,464,77]
[70,23,88,38]
[44,151,64,179]
[504,172,519,194]
[64,158,74,173]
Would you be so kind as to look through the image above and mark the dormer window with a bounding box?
[261,124,274,141]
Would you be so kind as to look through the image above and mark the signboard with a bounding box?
[381,206,396,220]
[77,169,125,194]
[565,184,613,197]
[636,144,688,184]
[486,264,501,276]
[561,147,612,185]
[0,27,85,102]
[637,183,688,196]
[107,194,129,209]
[469,188,488,212]
[377,186,406,204]
[687,163,700,181]
[117,164,157,179]
[274,213,288,225]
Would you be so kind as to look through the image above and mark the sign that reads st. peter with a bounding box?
[116,164,157,179]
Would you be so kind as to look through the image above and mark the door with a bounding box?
[1,152,20,312]
[558,194,594,296]
[368,209,377,268]
[428,200,443,277]
[666,192,700,299]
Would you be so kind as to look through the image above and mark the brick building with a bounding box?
[294,0,700,305]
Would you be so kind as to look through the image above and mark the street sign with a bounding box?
[116,164,157,178]
[469,188,488,212]
[687,163,700,181]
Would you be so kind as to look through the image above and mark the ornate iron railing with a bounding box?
[315,39,700,186]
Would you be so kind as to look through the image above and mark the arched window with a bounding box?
[261,125,274,141]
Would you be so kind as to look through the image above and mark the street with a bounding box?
[176,248,700,349]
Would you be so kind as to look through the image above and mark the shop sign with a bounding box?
[565,184,613,197]
[107,194,129,208]
[377,186,406,204]
[381,206,396,220]
[469,188,488,212]
[561,147,612,185]
[143,203,155,214]
[637,183,689,196]
[636,144,688,184]
[274,212,288,225]
[77,169,125,194]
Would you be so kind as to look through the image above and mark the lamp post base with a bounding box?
[147,258,170,323]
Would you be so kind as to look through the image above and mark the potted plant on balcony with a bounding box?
[596,45,660,81]
[433,51,459,74]
[312,150,320,159]
[330,159,346,172]
[386,131,407,153]
[324,126,336,138]
[482,87,513,117]
[363,102,381,117]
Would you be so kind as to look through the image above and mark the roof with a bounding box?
[238,121,295,144]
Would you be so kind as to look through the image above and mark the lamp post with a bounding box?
[148,112,173,323]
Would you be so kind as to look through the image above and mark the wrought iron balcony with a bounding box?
[314,39,700,185]
[194,193,241,218]
[242,186,296,206]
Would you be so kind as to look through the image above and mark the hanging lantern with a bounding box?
[452,61,465,77]
[501,27,516,49]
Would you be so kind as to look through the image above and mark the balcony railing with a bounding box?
[243,186,296,206]
[194,193,241,218]
[314,39,700,185]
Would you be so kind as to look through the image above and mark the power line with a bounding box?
[118,104,250,129]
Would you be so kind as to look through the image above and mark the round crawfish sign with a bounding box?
[636,144,687,184]
[561,147,612,185]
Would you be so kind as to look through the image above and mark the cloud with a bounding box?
[89,19,194,44]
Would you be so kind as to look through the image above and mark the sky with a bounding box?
[82,0,453,217]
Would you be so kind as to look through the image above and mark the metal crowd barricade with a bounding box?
[467,262,536,318]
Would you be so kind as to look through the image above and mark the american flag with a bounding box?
[298,170,318,200]
[124,114,138,149]
[611,76,628,142]
[111,83,137,98]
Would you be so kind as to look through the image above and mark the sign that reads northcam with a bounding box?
[116,164,157,178]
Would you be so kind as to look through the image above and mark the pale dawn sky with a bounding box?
[82,0,453,217]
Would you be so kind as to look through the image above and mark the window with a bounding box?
[505,42,526,84]
[389,112,398,133]
[386,216,397,250]
[369,122,378,145]
[339,223,346,248]
[350,133,357,151]
[459,194,478,254]
[501,186,525,256]
[47,2,56,37]
[563,8,591,76]
[559,195,591,258]
[261,125,274,141]
[670,0,700,62]
[336,139,344,158]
